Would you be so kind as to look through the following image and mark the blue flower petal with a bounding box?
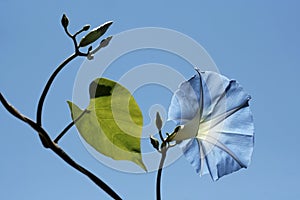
[179,138,209,176]
[168,69,254,180]
[168,74,201,125]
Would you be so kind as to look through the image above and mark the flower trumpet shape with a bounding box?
[168,69,254,180]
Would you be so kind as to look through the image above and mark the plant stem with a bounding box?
[156,146,167,200]
[54,109,88,143]
[158,130,164,142]
[0,93,122,200]
[36,53,78,147]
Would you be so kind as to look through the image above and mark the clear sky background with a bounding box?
[1,1,300,200]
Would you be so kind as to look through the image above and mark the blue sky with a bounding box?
[1,1,300,199]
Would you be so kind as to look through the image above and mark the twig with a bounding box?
[54,109,89,143]
[2,16,119,199]
[36,53,77,126]
[36,27,89,147]
[0,93,122,200]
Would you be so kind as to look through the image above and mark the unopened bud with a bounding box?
[61,14,69,28]
[99,36,113,48]
[82,24,90,31]
[155,112,163,130]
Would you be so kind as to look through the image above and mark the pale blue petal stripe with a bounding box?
[168,69,254,180]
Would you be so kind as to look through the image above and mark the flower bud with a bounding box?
[82,24,90,31]
[61,14,69,28]
[155,112,162,130]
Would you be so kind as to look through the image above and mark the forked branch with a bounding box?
[0,93,122,200]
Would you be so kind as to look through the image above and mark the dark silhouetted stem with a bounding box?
[0,93,122,200]
[158,130,164,142]
[156,146,167,200]
[36,53,77,147]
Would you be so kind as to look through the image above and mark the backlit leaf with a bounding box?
[68,78,146,171]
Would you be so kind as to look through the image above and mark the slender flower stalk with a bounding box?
[156,146,167,200]
[152,112,178,200]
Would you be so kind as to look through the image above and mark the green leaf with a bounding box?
[79,21,113,47]
[68,78,146,171]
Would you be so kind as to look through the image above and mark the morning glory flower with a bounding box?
[168,68,254,181]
